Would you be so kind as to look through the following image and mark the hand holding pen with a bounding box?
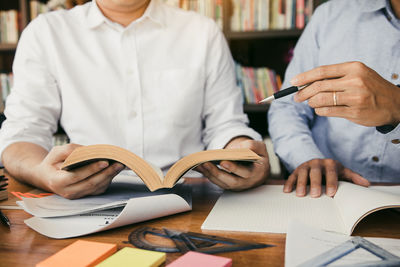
[259,84,310,103]
[261,62,400,128]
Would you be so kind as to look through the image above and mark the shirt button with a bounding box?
[130,111,137,118]
[391,73,399,80]
[372,156,379,162]
[127,69,134,75]
[391,139,400,144]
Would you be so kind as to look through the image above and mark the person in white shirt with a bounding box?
[0,0,269,199]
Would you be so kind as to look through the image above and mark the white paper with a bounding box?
[285,221,400,267]
[201,185,344,233]
[21,173,192,239]
[25,193,191,239]
[201,182,400,234]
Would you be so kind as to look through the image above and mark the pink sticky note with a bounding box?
[167,251,232,267]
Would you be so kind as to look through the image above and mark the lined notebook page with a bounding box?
[201,185,344,234]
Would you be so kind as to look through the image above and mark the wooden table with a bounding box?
[1,177,399,267]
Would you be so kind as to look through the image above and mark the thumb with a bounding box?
[46,144,81,164]
[342,168,370,187]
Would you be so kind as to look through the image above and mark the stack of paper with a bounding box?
[18,174,191,239]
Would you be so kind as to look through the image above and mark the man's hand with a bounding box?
[292,62,400,127]
[284,158,370,197]
[34,144,124,199]
[196,137,270,190]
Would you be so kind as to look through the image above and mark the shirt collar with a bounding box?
[357,0,386,12]
[87,0,165,30]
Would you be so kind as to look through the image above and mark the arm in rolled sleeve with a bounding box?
[267,9,325,173]
[0,17,124,199]
[268,6,370,198]
[201,21,261,150]
[196,21,269,190]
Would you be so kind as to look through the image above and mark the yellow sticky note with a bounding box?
[96,247,166,267]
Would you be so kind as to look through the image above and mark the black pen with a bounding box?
[0,209,10,227]
[259,84,310,103]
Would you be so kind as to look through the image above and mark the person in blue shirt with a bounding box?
[268,0,400,198]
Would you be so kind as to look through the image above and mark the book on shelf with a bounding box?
[202,181,400,235]
[30,0,92,19]
[0,9,19,44]
[30,1,51,20]
[163,0,223,29]
[0,168,7,201]
[61,144,261,192]
[230,0,314,31]
[235,63,281,104]
[0,73,13,112]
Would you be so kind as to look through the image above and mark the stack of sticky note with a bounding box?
[167,251,232,267]
[36,240,117,267]
[96,247,166,267]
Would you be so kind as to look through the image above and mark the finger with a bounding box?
[220,160,252,179]
[309,165,322,198]
[89,178,113,196]
[315,106,352,118]
[291,63,349,86]
[203,162,250,191]
[62,160,110,186]
[307,92,336,108]
[46,144,81,163]
[200,162,230,189]
[342,168,370,187]
[294,79,345,102]
[296,167,309,197]
[284,172,297,193]
[65,163,124,198]
[324,161,339,197]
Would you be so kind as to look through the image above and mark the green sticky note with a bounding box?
[96,247,165,267]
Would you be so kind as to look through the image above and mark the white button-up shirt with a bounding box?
[0,0,260,170]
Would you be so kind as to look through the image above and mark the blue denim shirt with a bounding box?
[268,0,400,182]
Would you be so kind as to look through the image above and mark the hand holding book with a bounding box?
[196,138,270,191]
[31,143,124,200]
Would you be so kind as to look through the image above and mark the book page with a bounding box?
[285,221,400,267]
[201,185,345,234]
[333,182,400,235]
[61,145,164,191]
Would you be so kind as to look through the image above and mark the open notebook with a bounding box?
[201,182,400,235]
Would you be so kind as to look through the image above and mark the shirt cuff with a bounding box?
[206,127,262,150]
[376,123,400,142]
[275,139,326,173]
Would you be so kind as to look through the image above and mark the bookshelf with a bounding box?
[0,0,323,136]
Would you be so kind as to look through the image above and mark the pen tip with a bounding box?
[259,96,274,103]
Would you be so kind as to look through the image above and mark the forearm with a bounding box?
[2,142,49,190]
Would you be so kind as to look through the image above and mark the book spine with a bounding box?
[296,0,305,29]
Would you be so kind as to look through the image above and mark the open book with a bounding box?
[202,182,400,235]
[61,145,261,191]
